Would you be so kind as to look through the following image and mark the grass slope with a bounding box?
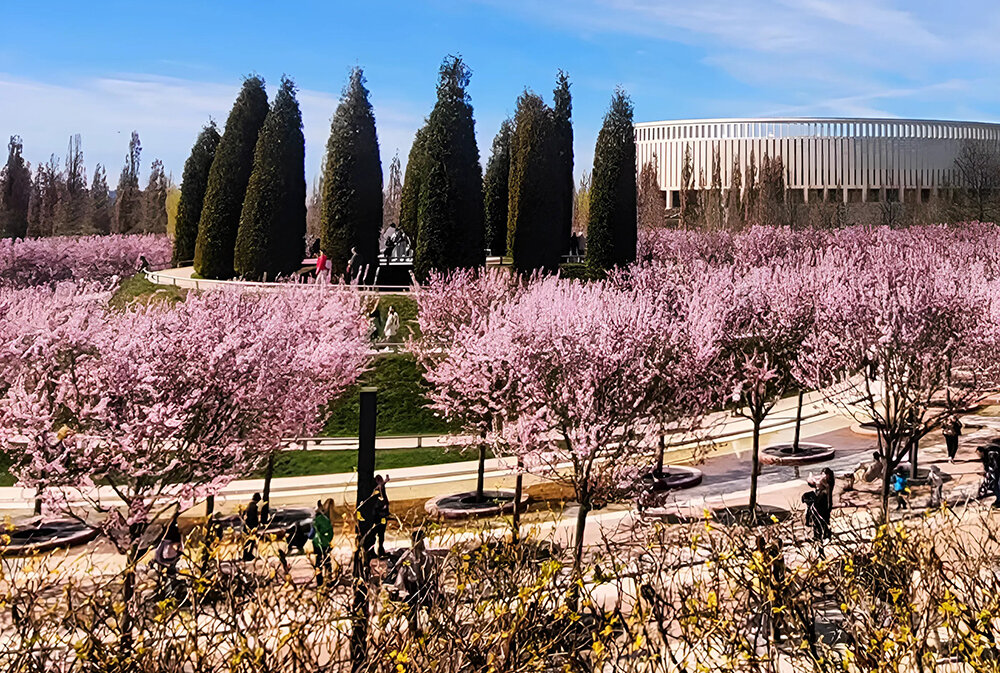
[323,353,455,437]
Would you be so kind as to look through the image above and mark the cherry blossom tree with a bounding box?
[0,285,369,551]
[711,262,818,515]
[801,239,1000,517]
[409,268,520,502]
[0,234,171,287]
[437,277,692,594]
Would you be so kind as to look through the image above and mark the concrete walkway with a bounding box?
[0,389,855,519]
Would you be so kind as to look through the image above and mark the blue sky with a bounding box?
[2,0,999,188]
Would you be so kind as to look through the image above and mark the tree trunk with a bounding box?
[880,453,892,523]
[909,436,920,479]
[792,390,805,453]
[205,495,215,516]
[655,432,665,475]
[261,452,275,524]
[568,494,591,611]
[512,461,524,543]
[749,419,762,513]
[120,534,142,658]
[476,443,486,503]
[33,488,41,516]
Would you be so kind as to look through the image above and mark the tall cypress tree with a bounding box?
[235,77,307,280]
[89,164,113,235]
[114,132,143,234]
[194,76,268,279]
[413,161,450,281]
[319,67,382,278]
[586,88,636,272]
[143,159,168,234]
[173,122,221,265]
[399,125,428,244]
[0,136,32,239]
[553,71,573,256]
[483,118,512,256]
[507,92,561,273]
[414,55,484,275]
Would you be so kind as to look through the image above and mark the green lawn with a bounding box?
[109,274,187,310]
[258,445,491,479]
[323,353,456,437]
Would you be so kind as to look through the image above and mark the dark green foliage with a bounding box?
[399,125,428,244]
[507,91,561,273]
[558,262,597,280]
[483,119,512,256]
[587,88,636,272]
[89,165,113,235]
[235,77,307,280]
[553,71,574,255]
[266,445,485,478]
[0,136,32,238]
[319,68,383,278]
[143,159,168,234]
[172,122,220,265]
[27,157,62,237]
[56,134,89,235]
[114,132,143,234]
[322,353,457,437]
[194,76,268,279]
[412,55,485,278]
[414,161,450,281]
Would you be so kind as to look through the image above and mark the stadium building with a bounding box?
[633,118,1000,208]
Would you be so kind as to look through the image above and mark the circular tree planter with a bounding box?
[895,462,952,487]
[928,399,981,414]
[424,490,529,520]
[641,466,704,492]
[645,503,792,526]
[850,421,880,437]
[760,442,835,466]
[1,519,99,556]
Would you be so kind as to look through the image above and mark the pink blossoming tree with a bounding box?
[0,285,369,552]
[801,239,1000,517]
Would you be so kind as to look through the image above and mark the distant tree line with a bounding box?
[0,132,170,239]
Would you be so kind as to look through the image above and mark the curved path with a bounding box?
[0,389,857,520]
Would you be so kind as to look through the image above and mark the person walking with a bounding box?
[311,500,335,587]
[315,250,329,282]
[347,247,364,283]
[154,510,184,600]
[242,493,261,561]
[384,307,400,344]
[368,308,381,344]
[394,528,435,636]
[372,475,391,557]
[943,415,963,463]
[928,465,945,508]
[892,469,909,510]
[154,510,183,571]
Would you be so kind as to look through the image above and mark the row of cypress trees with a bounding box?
[175,71,383,281]
[482,78,636,275]
[173,58,637,282]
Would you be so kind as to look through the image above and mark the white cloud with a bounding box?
[482,0,1000,121]
[0,73,423,188]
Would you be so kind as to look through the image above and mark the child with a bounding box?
[892,469,909,510]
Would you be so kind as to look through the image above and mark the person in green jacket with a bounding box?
[311,500,335,587]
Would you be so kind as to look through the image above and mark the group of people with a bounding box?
[381,224,412,262]
[314,246,368,284]
[368,305,401,345]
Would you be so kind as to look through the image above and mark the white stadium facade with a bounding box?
[633,117,1000,208]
